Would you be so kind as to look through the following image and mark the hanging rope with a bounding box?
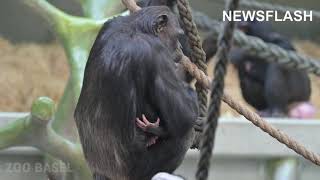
[195,0,239,179]
[177,0,209,119]
[122,0,320,175]
[179,53,320,167]
[193,11,221,31]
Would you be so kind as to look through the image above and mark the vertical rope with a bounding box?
[196,0,239,179]
[177,0,208,119]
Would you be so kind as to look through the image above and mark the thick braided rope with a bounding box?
[193,15,320,76]
[192,11,221,31]
[222,93,320,166]
[179,54,320,166]
[122,0,320,170]
[239,0,320,20]
[177,0,208,118]
[196,0,239,180]
[235,31,320,76]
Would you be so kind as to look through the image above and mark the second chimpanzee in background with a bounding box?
[229,20,315,118]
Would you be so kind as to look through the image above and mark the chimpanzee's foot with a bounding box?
[136,114,160,131]
[136,114,161,147]
[288,102,316,119]
[136,114,168,138]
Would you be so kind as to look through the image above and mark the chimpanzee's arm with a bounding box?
[127,36,198,137]
[149,58,198,137]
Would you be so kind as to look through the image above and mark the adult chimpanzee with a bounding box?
[74,6,198,180]
[229,20,315,118]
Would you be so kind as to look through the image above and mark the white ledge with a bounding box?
[1,113,320,157]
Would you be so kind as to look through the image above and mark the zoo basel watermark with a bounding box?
[0,161,72,173]
[223,10,313,22]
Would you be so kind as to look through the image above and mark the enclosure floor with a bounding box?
[0,37,319,118]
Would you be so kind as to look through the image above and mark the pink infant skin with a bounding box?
[289,102,316,119]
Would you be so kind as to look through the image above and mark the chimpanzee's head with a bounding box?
[134,6,184,59]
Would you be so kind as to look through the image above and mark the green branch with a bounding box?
[23,0,126,98]
[23,0,105,97]
[78,0,126,19]
[2,1,128,179]
[22,0,120,134]
[0,97,91,180]
[0,116,27,149]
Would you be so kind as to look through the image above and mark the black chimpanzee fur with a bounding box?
[75,6,198,180]
[229,21,311,117]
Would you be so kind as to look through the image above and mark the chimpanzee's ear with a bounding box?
[153,14,168,33]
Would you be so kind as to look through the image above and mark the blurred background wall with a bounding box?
[0,0,319,43]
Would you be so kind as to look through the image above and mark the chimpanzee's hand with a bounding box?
[136,115,169,147]
[136,114,167,137]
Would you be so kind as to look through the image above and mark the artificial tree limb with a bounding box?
[0,97,55,149]
[23,0,106,137]
[21,1,108,179]
[53,78,78,138]
[21,4,102,177]
[23,0,105,97]
[0,97,92,180]
[21,1,120,179]
[0,116,28,149]
[78,0,126,20]
[19,1,126,179]
[23,0,127,132]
